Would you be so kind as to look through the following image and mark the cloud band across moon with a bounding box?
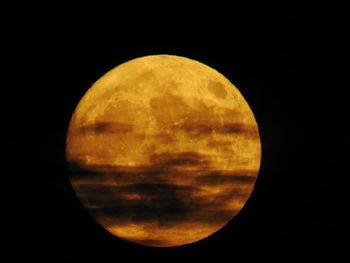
[69,151,257,247]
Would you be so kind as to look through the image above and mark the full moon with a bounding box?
[66,55,261,247]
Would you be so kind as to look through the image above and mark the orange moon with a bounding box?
[66,55,261,247]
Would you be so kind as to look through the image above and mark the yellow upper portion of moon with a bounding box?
[67,55,260,171]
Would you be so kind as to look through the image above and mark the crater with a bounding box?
[208,81,227,99]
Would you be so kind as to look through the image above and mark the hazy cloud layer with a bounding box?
[169,121,259,139]
[70,151,258,240]
[74,181,245,227]
[79,122,134,134]
[78,120,258,139]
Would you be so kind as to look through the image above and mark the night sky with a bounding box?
[5,2,346,262]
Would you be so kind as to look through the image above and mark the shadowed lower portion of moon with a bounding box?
[66,55,261,247]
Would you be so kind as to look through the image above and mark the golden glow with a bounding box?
[66,55,261,247]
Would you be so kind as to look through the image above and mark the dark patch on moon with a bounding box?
[208,80,227,99]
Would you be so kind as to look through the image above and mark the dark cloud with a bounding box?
[73,174,249,229]
[68,160,105,178]
[75,182,198,226]
[195,170,257,186]
[68,160,128,179]
[180,122,215,136]
[169,121,259,138]
[79,122,133,134]
[70,151,256,232]
[69,151,211,177]
[150,151,211,168]
[221,123,259,138]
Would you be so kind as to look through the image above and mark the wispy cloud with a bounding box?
[70,150,258,246]
[79,122,134,134]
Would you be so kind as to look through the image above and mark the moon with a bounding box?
[66,55,261,247]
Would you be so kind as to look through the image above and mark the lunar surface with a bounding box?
[66,55,261,247]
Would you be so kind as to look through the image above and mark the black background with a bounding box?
[5,2,346,262]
